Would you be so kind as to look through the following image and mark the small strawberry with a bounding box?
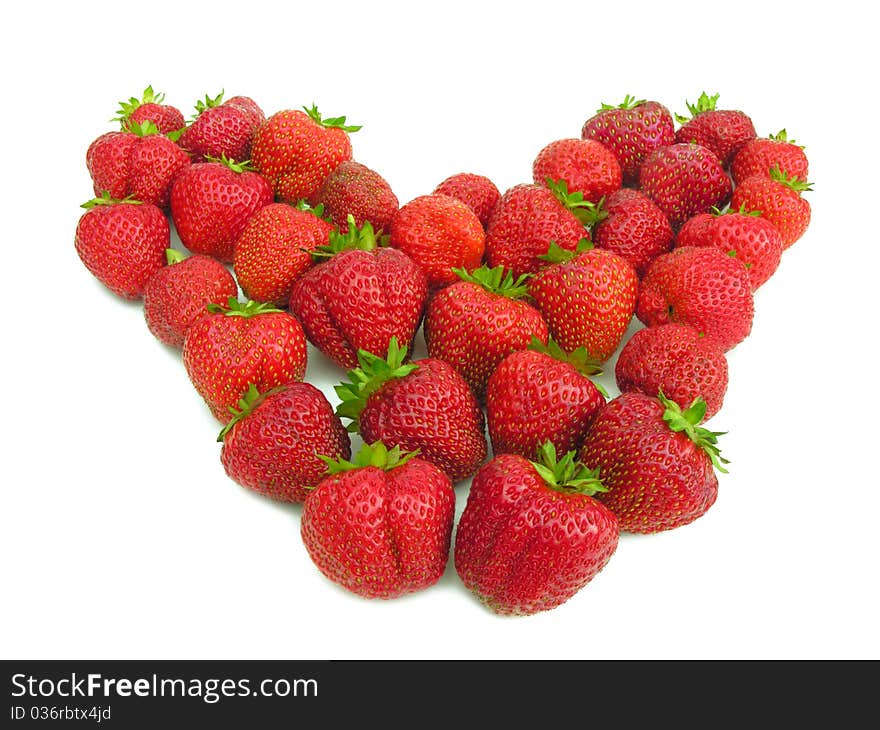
[532,138,622,203]
[389,194,485,289]
[615,323,728,420]
[74,193,169,300]
[454,442,618,616]
[182,297,308,421]
[674,92,756,166]
[334,338,487,482]
[309,160,399,233]
[113,85,184,135]
[579,391,727,533]
[288,219,428,369]
[433,173,500,228]
[178,91,265,162]
[423,265,548,398]
[731,129,809,184]
[731,169,812,249]
[636,246,754,351]
[170,155,273,263]
[301,441,455,600]
[218,383,351,503]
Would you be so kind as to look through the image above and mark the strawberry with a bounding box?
[74,193,169,300]
[731,129,809,184]
[636,246,754,351]
[251,105,359,203]
[454,442,618,616]
[334,338,487,482]
[528,242,638,362]
[218,383,351,503]
[423,265,548,398]
[486,339,605,459]
[638,142,731,228]
[389,194,485,289]
[182,297,308,421]
[288,219,428,369]
[731,169,812,249]
[169,156,273,263]
[581,96,675,184]
[301,441,455,600]
[178,91,265,162]
[674,92,756,166]
[615,323,728,420]
[579,392,727,533]
[533,138,622,204]
[233,202,334,306]
[86,121,191,208]
[433,173,500,228]
[309,160,398,233]
[142,249,238,348]
[113,85,184,135]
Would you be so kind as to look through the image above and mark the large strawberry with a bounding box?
[218,383,351,503]
[532,138,622,204]
[178,91,265,162]
[433,173,500,228]
[309,160,399,233]
[113,85,184,135]
[288,219,428,369]
[301,441,455,600]
[731,129,809,184]
[731,169,812,249]
[579,391,727,533]
[674,92,756,166]
[454,442,618,616]
[423,265,548,398]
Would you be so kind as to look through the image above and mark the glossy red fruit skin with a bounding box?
[289,248,428,369]
[486,349,605,458]
[636,246,754,352]
[170,162,274,263]
[75,202,169,300]
[221,383,351,503]
[533,138,622,203]
[731,175,811,249]
[731,137,809,184]
[179,96,265,162]
[301,458,455,599]
[129,103,185,135]
[454,454,619,616]
[579,392,718,533]
[143,254,238,348]
[675,109,756,166]
[310,160,399,233]
[434,173,500,228]
[615,323,728,420]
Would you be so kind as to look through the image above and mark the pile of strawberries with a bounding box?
[75,87,811,616]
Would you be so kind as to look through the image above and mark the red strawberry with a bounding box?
[433,173,500,228]
[178,91,265,162]
[579,392,727,533]
[335,338,487,482]
[301,442,455,600]
[674,92,756,166]
[288,220,428,369]
[454,442,618,616]
[309,160,399,233]
[638,142,731,228]
[86,121,191,208]
[731,129,809,184]
[486,339,605,459]
[218,383,351,503]
[389,194,485,289]
[114,85,184,135]
[636,246,754,351]
[615,323,728,420]
[142,249,238,348]
[251,105,359,203]
[233,202,333,306]
[528,243,638,362]
[533,138,622,203]
[423,265,548,398]
[731,169,812,249]
[581,96,675,184]
[74,193,169,300]
[182,298,308,421]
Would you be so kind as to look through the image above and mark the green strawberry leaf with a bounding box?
[80,191,143,209]
[204,153,256,173]
[216,383,286,442]
[536,238,593,264]
[312,217,381,260]
[544,179,607,227]
[598,94,646,112]
[769,166,813,192]
[452,264,532,299]
[317,441,421,475]
[675,91,720,124]
[113,85,166,123]
[303,104,362,132]
[194,90,225,117]
[206,296,283,318]
[530,441,607,495]
[123,119,161,137]
[527,337,607,395]
[165,248,187,265]
[658,391,729,473]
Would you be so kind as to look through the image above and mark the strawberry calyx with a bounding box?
[317,441,421,476]
[113,85,166,123]
[769,166,813,193]
[216,383,286,442]
[545,179,607,227]
[206,296,283,318]
[452,264,531,300]
[528,337,607,394]
[658,391,729,473]
[537,238,593,265]
[123,119,161,137]
[312,217,381,260]
[204,153,256,173]
[165,248,186,265]
[675,91,720,124]
[194,90,225,116]
[768,129,805,149]
[303,104,362,132]
[598,94,647,112]
[530,442,608,496]
[80,191,143,209]
[294,199,330,221]
[711,204,761,218]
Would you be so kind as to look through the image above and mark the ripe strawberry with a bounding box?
[389,194,485,288]
[178,91,265,162]
[731,129,809,184]
[528,243,638,362]
[636,246,754,351]
[335,338,487,482]
[675,92,756,166]
[309,160,399,233]
[433,173,500,228]
[114,85,184,135]
[423,265,548,398]
[731,169,812,249]
[581,96,675,184]
[579,392,727,533]
[638,142,731,228]
[301,441,455,600]
[486,339,605,459]
[182,298,308,421]
[233,203,333,306]
[251,105,360,203]
[74,193,169,300]
[288,220,428,369]
[454,442,618,616]
[218,383,351,503]
[533,138,622,203]
[615,323,728,420]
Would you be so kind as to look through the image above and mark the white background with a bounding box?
[2,1,878,660]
